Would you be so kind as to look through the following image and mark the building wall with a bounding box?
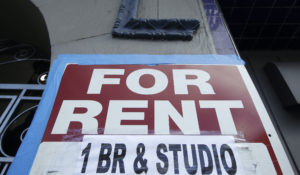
[31,0,217,62]
[242,50,300,173]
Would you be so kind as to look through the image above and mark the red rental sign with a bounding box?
[29,64,292,174]
[44,65,263,138]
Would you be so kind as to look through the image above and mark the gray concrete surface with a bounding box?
[31,0,216,62]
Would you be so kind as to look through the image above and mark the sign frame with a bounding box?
[7,54,293,175]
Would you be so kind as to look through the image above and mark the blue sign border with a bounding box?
[7,54,244,175]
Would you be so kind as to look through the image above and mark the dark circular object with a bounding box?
[14,45,36,59]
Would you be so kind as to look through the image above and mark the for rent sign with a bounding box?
[30,64,291,174]
[50,65,243,136]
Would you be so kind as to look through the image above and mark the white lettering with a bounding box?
[104,100,148,134]
[126,69,168,95]
[155,100,200,134]
[173,69,215,95]
[51,100,102,134]
[199,100,243,135]
[87,69,124,94]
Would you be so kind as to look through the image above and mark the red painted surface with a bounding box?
[41,64,282,174]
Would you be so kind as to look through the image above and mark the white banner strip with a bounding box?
[74,135,242,175]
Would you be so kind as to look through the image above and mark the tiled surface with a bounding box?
[218,0,300,50]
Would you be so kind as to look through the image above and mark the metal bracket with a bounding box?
[112,0,200,41]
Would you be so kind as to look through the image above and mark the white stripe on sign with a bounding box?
[74,135,243,175]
